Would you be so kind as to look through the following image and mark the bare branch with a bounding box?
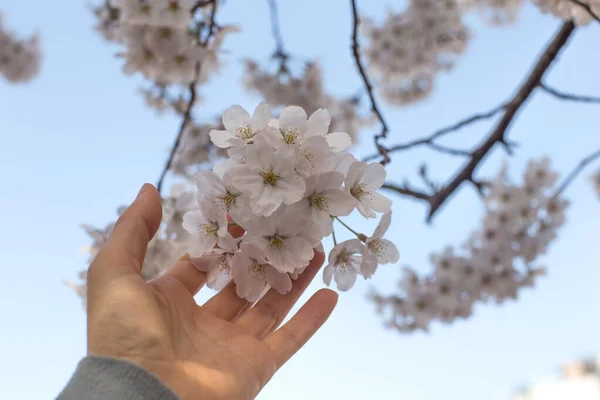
[539,82,600,104]
[554,148,600,196]
[568,0,600,23]
[424,22,576,222]
[350,0,391,165]
[156,0,219,194]
[363,103,506,162]
[381,183,431,203]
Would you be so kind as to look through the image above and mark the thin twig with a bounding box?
[539,82,600,104]
[350,0,390,165]
[363,103,506,162]
[381,183,430,202]
[156,82,198,194]
[156,1,219,194]
[568,0,600,23]
[554,148,600,196]
[266,0,285,54]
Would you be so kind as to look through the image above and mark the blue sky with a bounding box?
[1,1,599,399]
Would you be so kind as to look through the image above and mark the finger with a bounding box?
[149,254,207,296]
[235,250,325,339]
[264,289,338,369]
[202,282,250,321]
[88,184,162,286]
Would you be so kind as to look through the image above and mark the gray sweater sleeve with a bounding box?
[57,356,180,400]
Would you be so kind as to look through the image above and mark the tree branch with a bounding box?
[156,0,219,194]
[350,0,390,165]
[539,82,600,104]
[554,148,600,196]
[424,22,576,221]
[363,103,506,162]
[382,183,431,202]
[568,0,600,23]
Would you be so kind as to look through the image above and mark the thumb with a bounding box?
[88,184,163,288]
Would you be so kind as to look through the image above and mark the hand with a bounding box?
[86,184,338,399]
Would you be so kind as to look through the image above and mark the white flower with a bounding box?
[290,171,356,235]
[209,102,272,148]
[323,239,365,291]
[192,234,238,291]
[232,243,292,302]
[182,198,231,257]
[345,161,391,218]
[213,147,246,178]
[361,211,399,278]
[263,107,352,158]
[243,208,318,273]
[524,157,557,191]
[229,138,305,216]
[193,170,250,226]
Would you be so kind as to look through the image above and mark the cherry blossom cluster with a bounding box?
[180,103,398,301]
[92,0,235,90]
[361,0,469,105]
[243,60,374,141]
[372,158,568,333]
[532,0,600,26]
[0,12,41,83]
[459,0,525,25]
[67,184,198,301]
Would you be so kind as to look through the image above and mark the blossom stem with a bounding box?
[332,227,338,246]
[334,217,365,241]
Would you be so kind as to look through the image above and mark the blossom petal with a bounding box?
[373,211,392,238]
[360,252,378,279]
[334,267,358,291]
[326,132,352,152]
[370,238,399,264]
[251,102,272,132]
[209,129,237,148]
[362,162,387,189]
[264,265,292,295]
[344,161,364,189]
[314,171,345,192]
[306,108,331,137]
[322,189,356,216]
[368,191,392,213]
[222,104,251,133]
[279,106,307,135]
[323,264,335,286]
[206,257,233,290]
[193,171,226,199]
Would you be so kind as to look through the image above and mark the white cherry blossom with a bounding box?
[229,138,305,216]
[192,234,238,291]
[232,243,292,302]
[345,161,392,218]
[361,211,400,278]
[209,102,272,148]
[323,239,365,291]
[182,198,231,257]
[243,208,317,273]
[290,171,356,235]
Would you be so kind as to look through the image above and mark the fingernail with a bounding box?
[315,243,324,254]
[135,183,152,202]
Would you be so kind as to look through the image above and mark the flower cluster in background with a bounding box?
[0,12,41,83]
[182,102,398,301]
[372,159,568,332]
[361,0,469,105]
[532,0,600,26]
[92,0,236,105]
[243,60,374,141]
